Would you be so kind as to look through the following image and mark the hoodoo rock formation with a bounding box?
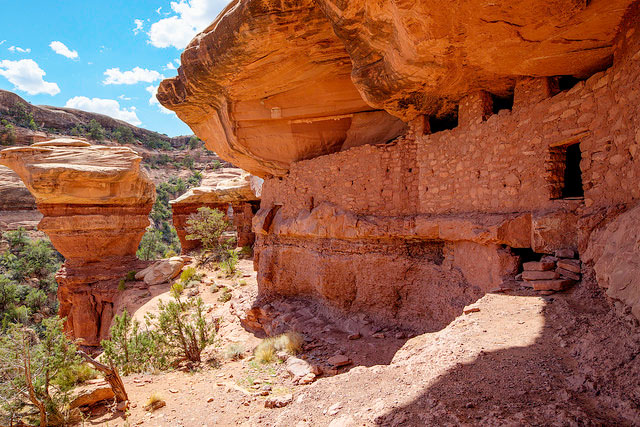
[159,1,640,331]
[170,168,261,251]
[0,139,155,345]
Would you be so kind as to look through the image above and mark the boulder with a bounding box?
[69,383,115,409]
[135,257,185,286]
[585,204,640,320]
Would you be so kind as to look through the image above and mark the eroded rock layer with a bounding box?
[158,0,634,176]
[170,168,260,251]
[0,139,155,345]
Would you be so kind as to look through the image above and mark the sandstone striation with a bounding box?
[171,168,260,251]
[158,0,633,176]
[0,139,155,345]
[0,166,41,232]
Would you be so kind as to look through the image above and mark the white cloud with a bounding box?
[49,41,78,59]
[147,0,227,49]
[103,67,164,85]
[164,62,176,70]
[156,7,162,14]
[65,96,141,126]
[0,40,6,46]
[133,19,144,35]
[146,84,174,114]
[8,46,31,53]
[0,59,60,95]
[118,94,132,100]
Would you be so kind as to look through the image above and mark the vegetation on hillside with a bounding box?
[0,229,63,330]
[102,285,217,374]
[137,173,204,260]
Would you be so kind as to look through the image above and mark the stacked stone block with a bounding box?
[520,249,581,292]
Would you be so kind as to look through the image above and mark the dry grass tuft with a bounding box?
[144,392,166,412]
[254,331,304,364]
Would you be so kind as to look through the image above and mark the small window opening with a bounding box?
[557,76,583,92]
[429,113,458,133]
[492,93,514,114]
[548,143,584,199]
[563,144,584,198]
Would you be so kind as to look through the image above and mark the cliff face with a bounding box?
[159,0,640,328]
[0,139,155,345]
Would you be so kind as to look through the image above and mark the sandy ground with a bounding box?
[85,260,640,427]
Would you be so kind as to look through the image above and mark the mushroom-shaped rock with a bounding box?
[0,139,156,346]
[158,0,633,176]
[0,139,155,262]
[170,168,260,251]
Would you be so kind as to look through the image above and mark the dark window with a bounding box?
[548,143,584,199]
[563,144,584,198]
[429,113,458,133]
[492,93,514,114]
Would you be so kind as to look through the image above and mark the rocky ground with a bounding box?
[79,259,640,427]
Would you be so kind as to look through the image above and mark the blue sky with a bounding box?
[0,0,228,136]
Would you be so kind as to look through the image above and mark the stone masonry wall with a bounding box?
[254,12,640,330]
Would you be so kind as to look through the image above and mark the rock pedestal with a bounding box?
[0,139,155,345]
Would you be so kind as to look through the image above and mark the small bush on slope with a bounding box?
[0,317,80,426]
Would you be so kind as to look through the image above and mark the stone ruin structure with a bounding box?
[170,168,261,251]
[157,0,640,331]
[0,139,155,345]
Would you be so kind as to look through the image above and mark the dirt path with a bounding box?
[88,261,640,426]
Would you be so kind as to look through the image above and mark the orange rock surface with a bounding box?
[0,139,155,345]
[158,0,633,176]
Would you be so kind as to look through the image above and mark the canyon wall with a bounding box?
[0,139,155,345]
[160,0,640,330]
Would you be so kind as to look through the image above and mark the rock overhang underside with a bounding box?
[157,0,634,177]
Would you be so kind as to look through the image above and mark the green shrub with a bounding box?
[217,287,231,303]
[0,317,79,426]
[126,271,137,282]
[151,294,216,363]
[101,310,168,375]
[87,119,104,141]
[185,207,230,253]
[52,363,99,392]
[219,249,239,277]
[118,279,126,291]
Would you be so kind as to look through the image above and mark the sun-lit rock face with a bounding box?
[0,139,155,262]
[0,139,156,346]
[170,168,260,251]
[158,0,632,176]
[157,0,407,177]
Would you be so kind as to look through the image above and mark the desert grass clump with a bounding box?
[217,287,232,303]
[275,331,304,354]
[254,340,277,364]
[118,279,126,291]
[144,392,166,412]
[225,343,245,360]
[253,331,304,364]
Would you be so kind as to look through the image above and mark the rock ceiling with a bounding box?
[158,0,634,176]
